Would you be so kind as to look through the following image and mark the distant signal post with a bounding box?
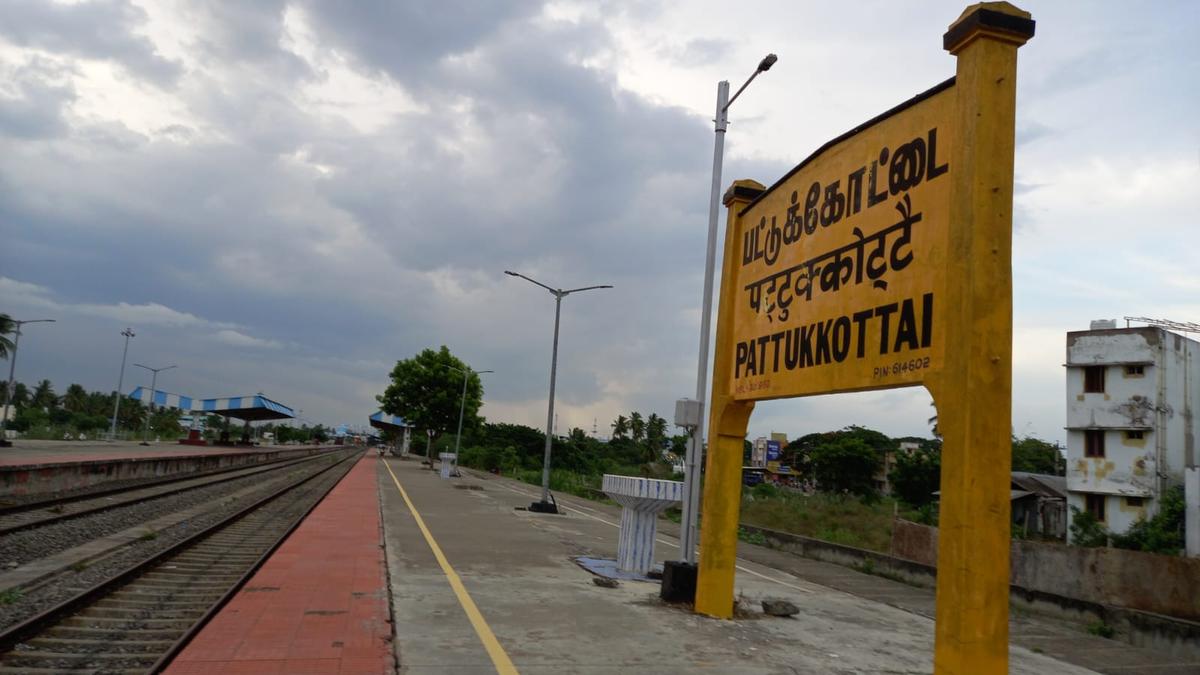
[694,4,1034,674]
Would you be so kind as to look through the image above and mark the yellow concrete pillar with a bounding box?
[694,179,764,619]
[928,4,1034,673]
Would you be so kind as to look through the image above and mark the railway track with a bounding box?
[0,449,362,674]
[0,450,337,537]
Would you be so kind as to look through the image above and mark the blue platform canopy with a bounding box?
[129,388,295,422]
[369,411,409,432]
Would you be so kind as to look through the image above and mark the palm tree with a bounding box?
[646,413,667,450]
[611,415,629,440]
[85,391,110,416]
[629,412,645,443]
[0,314,14,360]
[10,382,30,408]
[31,380,56,410]
[62,384,88,413]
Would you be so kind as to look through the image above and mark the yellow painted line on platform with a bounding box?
[488,479,812,594]
[383,460,519,675]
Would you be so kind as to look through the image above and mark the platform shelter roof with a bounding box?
[128,387,294,421]
[368,411,409,432]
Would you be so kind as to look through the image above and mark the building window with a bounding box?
[1086,494,1106,522]
[1125,496,1144,508]
[1084,366,1105,393]
[1125,430,1144,440]
[1084,430,1105,458]
[1125,365,1144,376]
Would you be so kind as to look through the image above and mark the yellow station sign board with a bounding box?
[729,82,954,400]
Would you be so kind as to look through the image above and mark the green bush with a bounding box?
[750,482,780,500]
[1111,486,1185,555]
[1068,506,1109,547]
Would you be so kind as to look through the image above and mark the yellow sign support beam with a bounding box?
[694,4,1034,673]
[695,180,764,620]
[930,4,1033,674]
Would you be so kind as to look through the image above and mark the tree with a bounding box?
[119,400,146,430]
[311,424,329,443]
[611,415,629,440]
[809,436,882,497]
[646,413,667,449]
[62,384,88,413]
[787,426,895,484]
[0,314,13,361]
[1011,435,1062,475]
[629,412,645,443]
[31,380,56,410]
[85,390,109,416]
[149,407,183,438]
[377,346,483,443]
[889,445,941,507]
[10,382,30,409]
[669,433,688,457]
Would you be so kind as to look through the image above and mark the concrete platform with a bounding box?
[0,440,333,498]
[377,458,1108,674]
[165,452,392,675]
[0,439,307,467]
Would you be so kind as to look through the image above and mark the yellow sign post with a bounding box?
[695,4,1033,673]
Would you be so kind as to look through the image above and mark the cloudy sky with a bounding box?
[2,0,1197,443]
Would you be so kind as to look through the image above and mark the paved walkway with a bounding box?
[165,453,392,675]
[378,457,1099,674]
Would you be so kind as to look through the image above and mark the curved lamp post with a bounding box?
[133,363,176,445]
[109,327,135,439]
[449,365,492,458]
[669,54,777,600]
[505,270,611,513]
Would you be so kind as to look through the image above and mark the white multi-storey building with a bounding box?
[1064,320,1199,545]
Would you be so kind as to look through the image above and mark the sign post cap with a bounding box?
[722,179,766,207]
[944,2,1035,53]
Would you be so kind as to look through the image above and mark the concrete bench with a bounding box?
[602,474,684,575]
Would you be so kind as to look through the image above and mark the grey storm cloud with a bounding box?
[0,0,757,420]
[0,0,181,85]
[7,0,1185,441]
[0,61,75,139]
[295,0,541,83]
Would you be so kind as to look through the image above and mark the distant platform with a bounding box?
[0,441,336,499]
[0,440,304,468]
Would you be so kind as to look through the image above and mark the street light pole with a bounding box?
[676,54,777,576]
[0,318,56,448]
[505,270,612,513]
[450,366,492,459]
[133,363,176,445]
[108,327,135,440]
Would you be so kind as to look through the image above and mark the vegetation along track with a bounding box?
[0,450,337,536]
[0,448,362,674]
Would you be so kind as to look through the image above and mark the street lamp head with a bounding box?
[122,328,135,338]
[758,53,778,72]
[504,270,518,277]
